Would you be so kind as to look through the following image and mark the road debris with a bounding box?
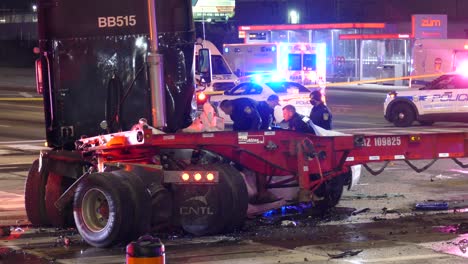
[382,207,401,215]
[351,208,370,215]
[327,249,363,259]
[55,236,72,247]
[0,226,10,237]
[281,220,297,227]
[415,202,449,211]
[342,193,405,200]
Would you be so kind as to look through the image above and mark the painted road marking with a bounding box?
[18,92,33,98]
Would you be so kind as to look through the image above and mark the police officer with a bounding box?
[309,90,332,130]
[220,98,261,131]
[282,105,315,134]
[257,94,280,129]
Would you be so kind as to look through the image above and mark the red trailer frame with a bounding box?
[78,129,468,193]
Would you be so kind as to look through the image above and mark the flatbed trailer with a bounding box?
[29,127,465,247]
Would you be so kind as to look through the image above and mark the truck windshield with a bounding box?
[211,55,232,75]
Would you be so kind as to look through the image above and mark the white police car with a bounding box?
[384,73,468,127]
[209,81,319,124]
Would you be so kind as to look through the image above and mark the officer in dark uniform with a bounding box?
[282,105,315,134]
[220,98,261,131]
[309,90,332,130]
[257,94,280,129]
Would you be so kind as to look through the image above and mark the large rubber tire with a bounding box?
[173,164,234,236]
[314,174,345,212]
[110,170,152,240]
[391,103,415,127]
[217,163,248,232]
[24,159,49,226]
[73,172,135,248]
[45,172,74,227]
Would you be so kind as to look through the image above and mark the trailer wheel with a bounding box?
[173,164,233,236]
[73,172,134,248]
[314,174,345,211]
[217,163,248,231]
[391,103,415,127]
[45,172,74,227]
[24,159,49,226]
[110,170,152,240]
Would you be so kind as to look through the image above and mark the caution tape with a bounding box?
[305,73,444,89]
[0,97,43,101]
[2,72,445,102]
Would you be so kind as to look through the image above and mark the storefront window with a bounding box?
[271,31,288,42]
[361,39,408,81]
[288,30,309,43]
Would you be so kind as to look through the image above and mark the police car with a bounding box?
[384,73,468,127]
[208,81,318,124]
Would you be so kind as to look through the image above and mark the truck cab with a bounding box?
[194,39,239,92]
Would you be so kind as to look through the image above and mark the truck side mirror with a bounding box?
[198,48,212,84]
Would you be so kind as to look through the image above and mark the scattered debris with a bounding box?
[372,216,386,221]
[454,238,468,253]
[382,207,401,215]
[351,208,370,215]
[343,193,405,200]
[327,249,363,259]
[0,227,11,237]
[55,236,72,247]
[434,174,453,180]
[281,220,297,227]
[415,202,449,211]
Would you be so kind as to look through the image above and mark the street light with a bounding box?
[289,10,299,24]
[32,4,37,12]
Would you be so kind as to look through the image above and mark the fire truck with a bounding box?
[28,0,468,248]
[223,42,327,85]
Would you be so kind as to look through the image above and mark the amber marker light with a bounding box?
[182,173,190,181]
[206,173,214,181]
[194,173,202,181]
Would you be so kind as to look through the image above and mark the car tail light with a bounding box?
[197,92,208,105]
[35,58,43,94]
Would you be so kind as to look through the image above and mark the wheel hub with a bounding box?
[82,188,109,232]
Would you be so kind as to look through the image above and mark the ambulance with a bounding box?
[195,39,239,92]
[223,42,326,86]
[411,39,468,85]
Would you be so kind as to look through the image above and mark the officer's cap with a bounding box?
[267,94,281,106]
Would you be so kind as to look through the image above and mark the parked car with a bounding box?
[384,73,468,127]
[209,81,321,124]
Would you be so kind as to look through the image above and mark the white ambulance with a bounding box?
[194,39,239,92]
[411,39,468,85]
[223,42,326,86]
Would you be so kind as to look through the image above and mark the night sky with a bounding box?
[0,0,34,10]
